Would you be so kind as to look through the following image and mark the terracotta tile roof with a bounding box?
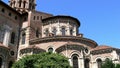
[91,45,113,51]
[20,45,42,50]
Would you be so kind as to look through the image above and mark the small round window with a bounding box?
[10,51,15,56]
[48,48,53,53]
[84,47,90,55]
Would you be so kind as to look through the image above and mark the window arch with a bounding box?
[70,29,73,36]
[52,27,57,36]
[10,32,15,44]
[97,59,102,68]
[22,33,26,44]
[84,58,90,68]
[0,57,2,68]
[72,54,79,68]
[19,0,22,7]
[105,58,110,60]
[23,1,26,8]
[45,29,49,37]
[36,29,39,38]
[61,27,66,36]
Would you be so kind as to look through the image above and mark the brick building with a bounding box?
[0,0,120,68]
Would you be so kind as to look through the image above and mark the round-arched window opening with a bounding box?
[10,51,15,56]
[48,48,54,53]
[84,58,90,68]
[72,54,79,68]
[97,59,102,68]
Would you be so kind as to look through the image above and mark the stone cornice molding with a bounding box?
[42,16,80,27]
[91,48,118,55]
[30,36,98,48]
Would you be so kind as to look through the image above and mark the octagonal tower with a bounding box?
[9,0,36,13]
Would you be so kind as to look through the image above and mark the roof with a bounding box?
[91,45,113,51]
[35,10,53,16]
[30,36,98,48]
[0,0,21,15]
[42,15,80,26]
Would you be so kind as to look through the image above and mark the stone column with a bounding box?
[69,58,72,66]
[79,58,84,68]
[91,62,97,68]
[67,21,70,36]
[49,22,52,33]
[16,1,19,8]
[57,20,61,35]
[24,27,30,47]
[3,25,12,46]
[73,25,77,36]
[21,0,25,9]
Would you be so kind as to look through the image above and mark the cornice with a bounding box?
[91,48,118,55]
[30,36,98,48]
[42,15,80,27]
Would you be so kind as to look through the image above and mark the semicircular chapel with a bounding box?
[0,0,120,68]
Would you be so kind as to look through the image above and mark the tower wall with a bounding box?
[9,0,36,13]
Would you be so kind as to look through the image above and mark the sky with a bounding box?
[3,0,120,48]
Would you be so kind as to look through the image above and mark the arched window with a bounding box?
[70,29,73,36]
[23,1,26,8]
[22,33,26,44]
[29,3,32,10]
[0,57,2,68]
[105,58,110,60]
[52,27,57,36]
[10,32,15,44]
[19,0,22,7]
[45,29,49,37]
[97,59,102,68]
[61,27,66,36]
[84,59,90,68]
[36,29,39,38]
[8,61,13,68]
[72,54,78,68]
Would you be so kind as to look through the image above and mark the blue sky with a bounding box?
[4,0,120,48]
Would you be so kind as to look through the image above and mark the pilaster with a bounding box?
[3,25,12,46]
[79,58,84,68]
[57,20,61,35]
[66,21,70,35]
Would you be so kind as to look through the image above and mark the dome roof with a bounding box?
[42,15,80,27]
